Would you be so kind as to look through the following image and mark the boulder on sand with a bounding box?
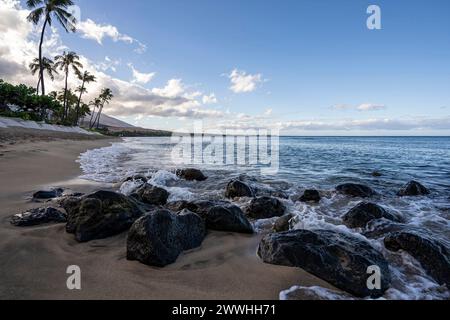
[397,181,430,197]
[258,229,391,298]
[336,183,376,198]
[10,207,66,227]
[245,196,286,219]
[343,202,402,229]
[135,184,169,205]
[272,214,294,233]
[225,180,254,199]
[62,190,144,242]
[33,188,64,200]
[127,209,206,267]
[164,199,254,234]
[299,190,321,203]
[176,168,207,181]
[384,230,450,288]
[206,204,254,234]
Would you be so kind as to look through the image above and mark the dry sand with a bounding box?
[0,127,330,300]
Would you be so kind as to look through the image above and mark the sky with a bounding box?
[0,0,449,135]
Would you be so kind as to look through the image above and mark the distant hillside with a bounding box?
[80,113,135,128]
[80,113,172,137]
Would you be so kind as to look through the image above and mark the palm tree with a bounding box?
[91,88,113,129]
[26,0,76,95]
[54,51,83,121]
[74,70,96,125]
[88,97,101,128]
[29,57,58,93]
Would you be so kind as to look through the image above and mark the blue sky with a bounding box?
[2,0,450,134]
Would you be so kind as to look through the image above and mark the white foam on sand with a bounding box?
[0,116,96,134]
[78,143,132,183]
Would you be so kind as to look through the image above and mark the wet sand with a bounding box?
[0,128,330,300]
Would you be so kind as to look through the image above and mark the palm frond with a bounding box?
[26,0,44,9]
[26,7,45,24]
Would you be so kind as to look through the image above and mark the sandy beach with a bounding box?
[0,128,329,300]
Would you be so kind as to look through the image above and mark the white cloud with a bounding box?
[99,56,120,72]
[332,103,387,112]
[152,79,185,98]
[128,63,155,84]
[264,108,273,116]
[76,18,146,54]
[357,103,387,111]
[77,19,131,44]
[228,68,263,93]
[332,104,352,110]
[202,93,218,104]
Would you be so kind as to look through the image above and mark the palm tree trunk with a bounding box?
[63,69,69,121]
[75,79,85,126]
[89,106,96,129]
[36,76,41,94]
[38,17,49,96]
[95,105,103,129]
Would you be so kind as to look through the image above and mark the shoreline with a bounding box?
[0,130,330,300]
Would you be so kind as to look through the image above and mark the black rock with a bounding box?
[136,184,169,205]
[165,199,253,234]
[245,196,286,219]
[384,230,450,287]
[371,171,382,177]
[258,229,391,298]
[343,202,402,229]
[62,190,144,242]
[165,200,195,212]
[33,188,64,200]
[272,214,294,233]
[206,204,254,234]
[281,286,354,300]
[127,209,206,267]
[186,200,229,216]
[363,219,409,239]
[122,174,148,184]
[10,207,67,227]
[225,180,255,199]
[299,190,321,203]
[176,168,207,181]
[336,183,376,198]
[397,181,430,197]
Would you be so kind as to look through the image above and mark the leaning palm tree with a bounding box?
[29,57,58,93]
[88,97,101,129]
[74,70,96,125]
[27,0,77,95]
[54,51,83,120]
[92,88,113,129]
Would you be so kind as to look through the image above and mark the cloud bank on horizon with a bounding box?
[0,0,449,135]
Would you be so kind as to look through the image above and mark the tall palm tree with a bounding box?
[29,57,58,93]
[26,0,76,95]
[88,97,101,129]
[74,70,96,125]
[91,88,113,129]
[54,51,83,120]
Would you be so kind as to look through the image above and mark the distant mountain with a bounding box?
[80,113,172,137]
[80,113,135,128]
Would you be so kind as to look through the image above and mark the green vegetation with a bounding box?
[0,79,88,125]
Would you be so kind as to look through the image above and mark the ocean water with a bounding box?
[78,136,450,300]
